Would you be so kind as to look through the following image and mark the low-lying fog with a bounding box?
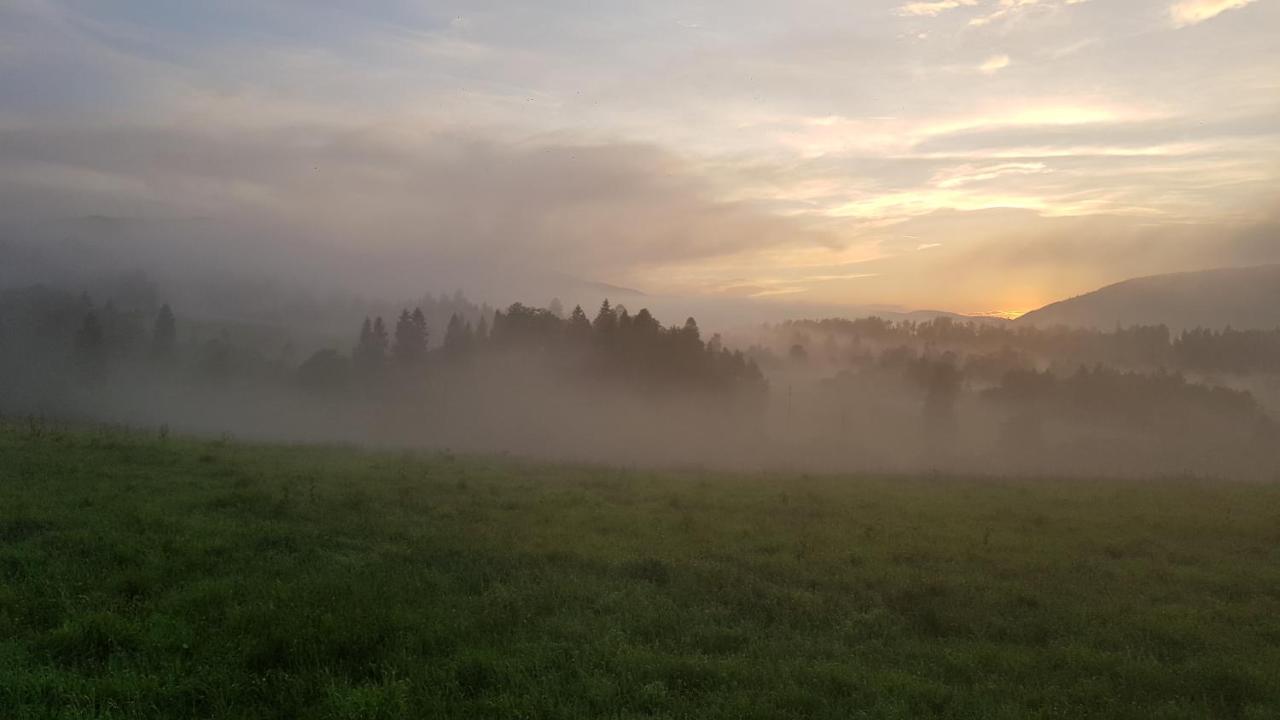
[2,274,1276,481]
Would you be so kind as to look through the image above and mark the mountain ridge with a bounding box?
[1016,264,1280,330]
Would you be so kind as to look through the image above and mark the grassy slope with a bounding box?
[2,423,1279,719]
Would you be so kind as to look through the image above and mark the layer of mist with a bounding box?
[3,272,1278,480]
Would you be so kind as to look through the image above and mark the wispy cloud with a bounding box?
[969,0,1042,27]
[1170,0,1259,27]
[932,162,1048,188]
[0,0,1275,313]
[978,54,1011,74]
[897,0,978,17]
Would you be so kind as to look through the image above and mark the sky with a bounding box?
[1,0,1278,316]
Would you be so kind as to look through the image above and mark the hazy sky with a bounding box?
[2,0,1278,315]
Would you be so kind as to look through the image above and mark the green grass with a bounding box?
[2,422,1279,719]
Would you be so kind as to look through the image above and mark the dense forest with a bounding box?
[2,279,1278,477]
[756,315,1280,377]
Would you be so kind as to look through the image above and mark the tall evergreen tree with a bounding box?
[354,316,388,373]
[443,313,469,358]
[393,308,428,367]
[567,305,592,343]
[412,307,429,349]
[632,308,659,336]
[152,303,176,359]
[75,311,106,379]
[394,310,414,365]
[592,299,617,336]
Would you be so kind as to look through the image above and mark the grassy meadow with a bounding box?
[2,420,1280,719]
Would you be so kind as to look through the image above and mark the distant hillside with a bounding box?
[1017,265,1280,330]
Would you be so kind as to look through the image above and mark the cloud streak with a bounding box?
[1170,0,1260,26]
[0,0,1276,316]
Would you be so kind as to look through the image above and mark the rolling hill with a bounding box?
[1016,264,1280,330]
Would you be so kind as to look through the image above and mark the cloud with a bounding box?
[969,0,1042,27]
[978,54,1011,73]
[0,0,1275,315]
[1170,0,1260,27]
[932,162,1048,187]
[0,123,846,299]
[897,0,978,17]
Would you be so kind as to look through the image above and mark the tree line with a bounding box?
[0,285,764,399]
[770,316,1280,376]
[336,299,764,392]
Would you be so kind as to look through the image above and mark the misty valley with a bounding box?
[3,272,1280,717]
[2,277,1277,480]
[4,0,1280,716]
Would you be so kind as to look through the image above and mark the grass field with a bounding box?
[2,421,1279,719]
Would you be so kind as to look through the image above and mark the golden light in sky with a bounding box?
[0,0,1276,317]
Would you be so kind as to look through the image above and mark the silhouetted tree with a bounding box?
[74,310,105,380]
[593,299,617,338]
[412,307,429,348]
[152,303,176,360]
[354,316,388,374]
[567,305,592,343]
[549,297,564,318]
[443,313,470,359]
[393,308,428,368]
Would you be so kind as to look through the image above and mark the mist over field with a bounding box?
[2,248,1278,480]
[4,2,1280,717]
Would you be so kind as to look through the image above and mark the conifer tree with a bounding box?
[152,303,176,360]
[354,316,387,373]
[412,307,429,349]
[567,305,592,343]
[393,308,428,367]
[75,311,106,380]
[592,299,617,336]
[443,313,468,359]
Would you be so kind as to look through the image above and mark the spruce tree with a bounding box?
[567,305,592,343]
[412,307,429,350]
[394,308,428,367]
[75,311,106,380]
[443,313,467,358]
[592,299,617,336]
[152,303,176,360]
[354,316,386,374]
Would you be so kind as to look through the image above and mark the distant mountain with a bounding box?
[1016,265,1280,330]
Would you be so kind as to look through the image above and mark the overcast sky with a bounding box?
[2,0,1277,315]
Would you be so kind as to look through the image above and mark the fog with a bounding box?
[2,267,1277,481]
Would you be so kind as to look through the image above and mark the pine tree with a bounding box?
[354,316,387,373]
[633,308,659,336]
[592,299,617,336]
[443,313,468,359]
[394,310,414,366]
[393,308,428,367]
[567,305,592,343]
[75,311,106,380]
[152,303,176,360]
[412,307,429,349]
[372,317,389,357]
